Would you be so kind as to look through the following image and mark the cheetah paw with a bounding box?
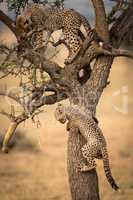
[80,165,96,172]
[64,58,73,65]
[77,163,94,172]
[77,162,96,172]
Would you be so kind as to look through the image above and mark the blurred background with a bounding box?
[0,1,133,200]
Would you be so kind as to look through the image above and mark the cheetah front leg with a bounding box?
[76,144,96,172]
[34,30,44,50]
[34,29,52,51]
[63,28,82,64]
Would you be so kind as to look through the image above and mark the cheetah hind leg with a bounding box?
[81,143,97,172]
[80,158,96,172]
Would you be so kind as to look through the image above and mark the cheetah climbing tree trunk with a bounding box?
[67,1,109,199]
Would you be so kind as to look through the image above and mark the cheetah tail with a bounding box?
[101,146,119,191]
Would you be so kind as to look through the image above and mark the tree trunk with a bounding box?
[67,128,100,200]
[67,1,109,199]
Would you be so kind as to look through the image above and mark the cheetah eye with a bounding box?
[99,41,103,47]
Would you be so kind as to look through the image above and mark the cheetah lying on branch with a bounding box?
[54,103,119,191]
[13,3,101,64]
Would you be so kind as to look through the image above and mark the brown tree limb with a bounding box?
[91,0,109,42]
[0,10,19,38]
[105,48,133,60]
[0,110,14,121]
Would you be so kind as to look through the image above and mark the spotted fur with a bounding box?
[55,103,119,191]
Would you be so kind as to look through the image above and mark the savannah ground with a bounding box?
[0,29,133,200]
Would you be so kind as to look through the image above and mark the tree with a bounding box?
[6,0,64,14]
[0,0,133,199]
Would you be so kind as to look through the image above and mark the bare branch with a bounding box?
[105,48,133,60]
[0,110,14,121]
[0,88,22,106]
[0,72,11,79]
[91,0,109,42]
[0,10,19,38]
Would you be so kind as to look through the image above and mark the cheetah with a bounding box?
[54,103,119,191]
[14,3,96,64]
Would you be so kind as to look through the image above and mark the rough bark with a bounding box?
[68,128,100,200]
[110,6,133,45]
[91,0,109,42]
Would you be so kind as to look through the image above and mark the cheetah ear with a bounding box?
[58,103,62,107]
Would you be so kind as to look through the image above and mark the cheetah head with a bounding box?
[54,104,67,124]
[13,15,32,42]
